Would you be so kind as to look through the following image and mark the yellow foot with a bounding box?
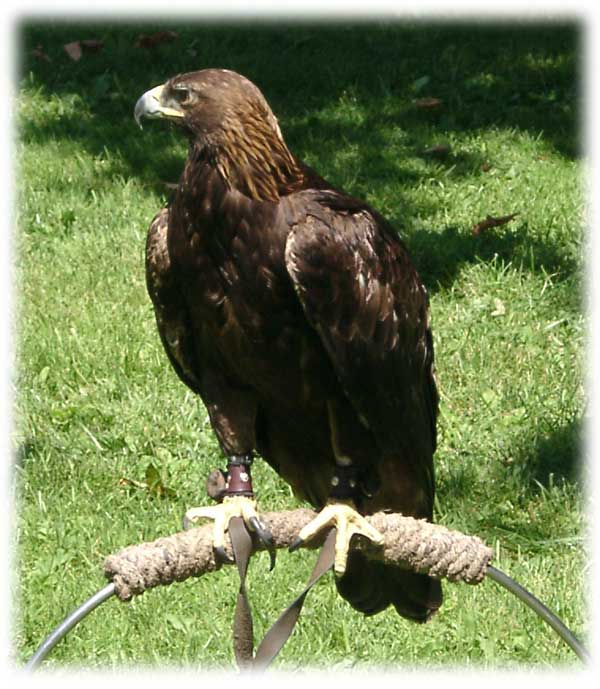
[183,495,275,569]
[289,500,384,576]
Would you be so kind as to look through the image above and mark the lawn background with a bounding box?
[13,20,587,670]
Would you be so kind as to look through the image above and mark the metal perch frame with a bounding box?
[24,509,588,668]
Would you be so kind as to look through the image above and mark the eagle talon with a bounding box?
[288,536,304,553]
[249,516,276,571]
[182,513,196,531]
[292,502,384,576]
[183,495,274,568]
[214,544,235,565]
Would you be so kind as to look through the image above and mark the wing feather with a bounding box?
[285,200,438,507]
[145,207,202,394]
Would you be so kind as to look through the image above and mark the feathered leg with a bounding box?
[184,373,275,568]
[289,400,384,575]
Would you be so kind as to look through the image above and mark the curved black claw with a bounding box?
[249,516,276,571]
[288,536,304,553]
[214,545,235,565]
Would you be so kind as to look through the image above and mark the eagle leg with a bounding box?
[183,454,276,569]
[289,466,384,576]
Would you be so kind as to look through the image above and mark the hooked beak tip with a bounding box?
[134,84,184,130]
[134,85,163,130]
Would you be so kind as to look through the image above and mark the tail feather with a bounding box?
[335,550,442,621]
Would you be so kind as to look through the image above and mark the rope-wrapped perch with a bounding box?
[104,509,493,601]
[27,510,587,668]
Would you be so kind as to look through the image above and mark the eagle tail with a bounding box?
[335,550,443,621]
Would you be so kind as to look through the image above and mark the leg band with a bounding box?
[329,464,360,500]
[225,454,254,497]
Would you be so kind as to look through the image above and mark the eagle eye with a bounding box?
[172,86,190,105]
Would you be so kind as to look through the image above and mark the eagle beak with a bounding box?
[134,84,184,129]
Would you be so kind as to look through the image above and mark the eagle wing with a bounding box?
[145,207,202,394]
[284,191,439,514]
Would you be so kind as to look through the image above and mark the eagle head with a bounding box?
[134,69,302,201]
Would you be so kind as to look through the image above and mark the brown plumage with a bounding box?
[139,69,442,620]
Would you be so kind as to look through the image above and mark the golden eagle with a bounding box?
[135,69,442,620]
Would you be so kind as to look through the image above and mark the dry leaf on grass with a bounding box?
[80,39,104,51]
[64,41,82,61]
[422,144,452,159]
[64,39,104,61]
[491,298,506,317]
[31,45,51,62]
[472,212,518,236]
[135,31,178,49]
[414,97,443,109]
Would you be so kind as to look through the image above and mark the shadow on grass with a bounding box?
[407,222,580,291]
[514,416,584,489]
[436,416,583,519]
[18,21,581,289]
[19,22,580,156]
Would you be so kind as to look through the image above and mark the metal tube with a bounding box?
[24,563,588,667]
[486,565,588,661]
[24,583,116,670]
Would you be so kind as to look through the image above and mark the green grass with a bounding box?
[13,21,586,670]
